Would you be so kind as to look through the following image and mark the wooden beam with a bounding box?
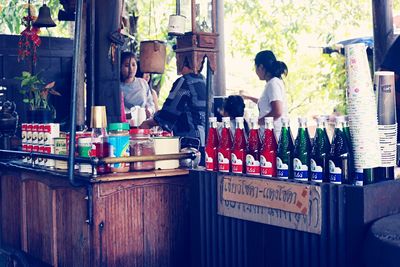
[372,0,394,70]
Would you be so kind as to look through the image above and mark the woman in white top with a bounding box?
[120,52,155,119]
[242,50,288,137]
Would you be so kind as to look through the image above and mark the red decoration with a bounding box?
[18,14,41,64]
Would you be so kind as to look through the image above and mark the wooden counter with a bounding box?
[0,161,191,267]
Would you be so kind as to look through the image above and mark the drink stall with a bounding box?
[0,0,399,267]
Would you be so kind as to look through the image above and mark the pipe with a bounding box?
[100,152,195,164]
[68,0,85,187]
[86,0,96,125]
[176,0,180,15]
[0,149,93,163]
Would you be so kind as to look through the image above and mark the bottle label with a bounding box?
[218,152,230,172]
[293,158,309,181]
[205,151,215,171]
[355,169,363,186]
[329,160,342,184]
[310,159,323,182]
[231,151,244,173]
[246,154,260,175]
[260,155,273,177]
[276,157,289,179]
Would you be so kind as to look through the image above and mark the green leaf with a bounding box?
[22,71,31,78]
[22,99,29,103]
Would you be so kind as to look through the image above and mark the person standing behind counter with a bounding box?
[120,52,155,119]
[241,50,288,138]
[139,62,207,146]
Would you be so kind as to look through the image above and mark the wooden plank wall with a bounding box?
[0,34,73,126]
[190,170,400,267]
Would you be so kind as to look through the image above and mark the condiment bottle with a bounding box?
[329,116,351,184]
[293,117,311,181]
[310,116,330,183]
[277,117,294,179]
[91,106,110,174]
[108,122,130,173]
[246,117,261,175]
[231,117,247,174]
[218,117,233,172]
[205,117,219,171]
[260,117,277,177]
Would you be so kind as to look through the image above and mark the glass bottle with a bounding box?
[91,106,110,174]
[218,117,233,172]
[277,117,294,179]
[246,117,261,175]
[205,117,219,171]
[329,116,351,184]
[293,117,311,181]
[231,117,247,174]
[260,117,277,177]
[310,116,330,182]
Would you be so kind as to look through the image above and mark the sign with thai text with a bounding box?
[218,175,322,234]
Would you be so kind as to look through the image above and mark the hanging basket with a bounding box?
[139,41,166,74]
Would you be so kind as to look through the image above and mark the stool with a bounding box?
[364,213,400,267]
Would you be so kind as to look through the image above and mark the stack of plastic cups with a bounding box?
[375,71,397,180]
[345,43,381,173]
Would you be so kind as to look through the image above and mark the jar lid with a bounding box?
[130,128,151,135]
[108,123,130,131]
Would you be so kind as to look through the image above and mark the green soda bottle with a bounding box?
[277,117,294,179]
[310,116,330,183]
[293,117,311,181]
[329,116,351,185]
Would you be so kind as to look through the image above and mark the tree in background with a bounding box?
[0,0,71,37]
[224,0,374,117]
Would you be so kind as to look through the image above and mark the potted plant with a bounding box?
[16,71,61,123]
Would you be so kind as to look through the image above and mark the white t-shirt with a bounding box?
[257,77,288,138]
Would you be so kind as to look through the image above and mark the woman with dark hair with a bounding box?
[120,52,155,119]
[241,50,288,137]
[220,95,249,133]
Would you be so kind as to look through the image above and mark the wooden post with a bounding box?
[94,0,122,123]
[372,0,394,70]
[214,0,226,97]
[76,3,86,127]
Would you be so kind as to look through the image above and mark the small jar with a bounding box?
[108,123,130,173]
[130,129,155,171]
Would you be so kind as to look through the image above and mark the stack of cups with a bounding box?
[345,43,381,169]
[375,71,397,168]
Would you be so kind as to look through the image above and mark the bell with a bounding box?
[33,4,56,28]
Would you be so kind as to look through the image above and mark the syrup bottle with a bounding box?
[260,117,277,177]
[205,117,219,171]
[246,117,261,175]
[231,117,247,174]
[218,117,233,172]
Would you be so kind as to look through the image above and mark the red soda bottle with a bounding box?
[205,117,219,171]
[260,117,277,177]
[246,117,261,175]
[231,117,247,174]
[218,117,233,172]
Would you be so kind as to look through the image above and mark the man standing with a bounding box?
[139,64,207,147]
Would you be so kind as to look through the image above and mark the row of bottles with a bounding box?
[205,115,366,185]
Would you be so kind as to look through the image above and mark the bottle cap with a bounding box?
[249,117,258,124]
[281,117,290,124]
[265,117,274,123]
[108,122,130,131]
[209,117,217,123]
[335,116,346,123]
[298,117,307,124]
[316,115,327,124]
[235,117,244,122]
[222,117,230,122]
[90,106,107,128]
